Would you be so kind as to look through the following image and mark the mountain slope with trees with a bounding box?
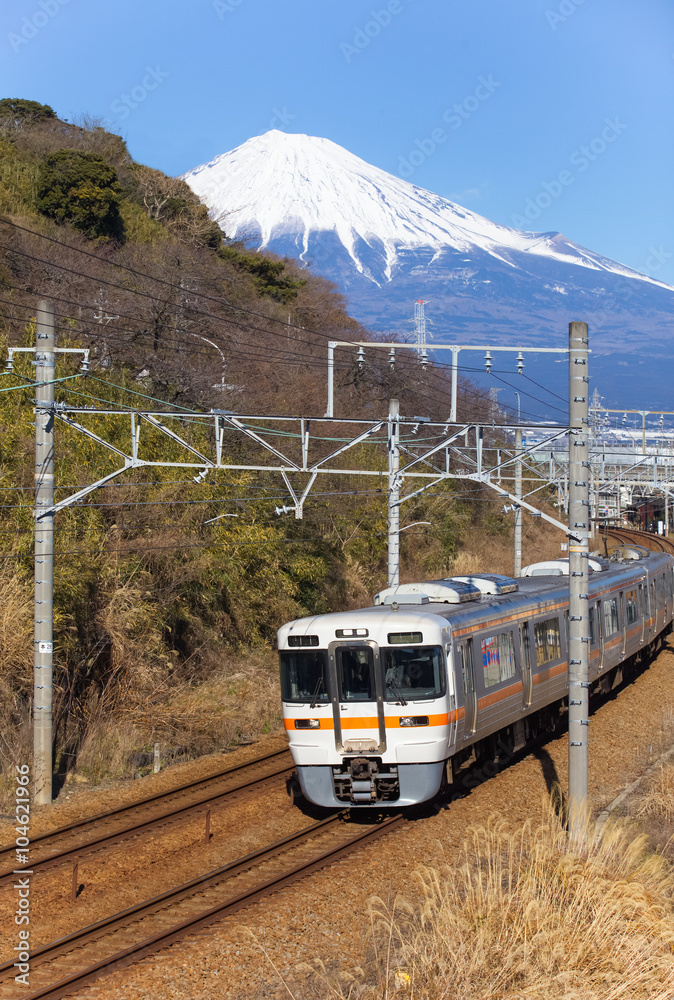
[0,100,562,795]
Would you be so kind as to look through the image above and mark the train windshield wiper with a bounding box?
[387,680,408,707]
[309,676,323,709]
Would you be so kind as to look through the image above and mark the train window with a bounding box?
[533,617,561,666]
[280,650,329,704]
[481,632,516,688]
[603,598,619,636]
[459,642,473,696]
[337,646,374,702]
[625,590,639,626]
[382,646,445,701]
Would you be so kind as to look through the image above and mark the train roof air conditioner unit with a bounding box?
[449,573,519,595]
[381,593,429,605]
[520,558,606,577]
[374,580,481,605]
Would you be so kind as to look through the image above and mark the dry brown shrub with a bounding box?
[73,715,141,782]
[132,647,282,752]
[74,647,282,782]
[446,520,587,578]
[298,807,674,1000]
[341,554,382,610]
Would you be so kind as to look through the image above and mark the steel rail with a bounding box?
[604,525,674,555]
[0,747,292,883]
[0,813,404,1000]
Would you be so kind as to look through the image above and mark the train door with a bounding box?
[595,600,604,670]
[638,583,645,642]
[328,642,386,754]
[519,621,532,707]
[589,604,598,679]
[620,591,627,656]
[475,629,521,736]
[458,639,477,735]
[650,580,656,637]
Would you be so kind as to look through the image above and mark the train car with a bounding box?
[278,547,674,808]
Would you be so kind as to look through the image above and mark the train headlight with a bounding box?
[335,628,369,638]
[295,719,321,729]
[399,716,429,727]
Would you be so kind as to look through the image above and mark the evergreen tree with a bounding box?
[218,245,306,302]
[0,97,56,127]
[36,149,124,242]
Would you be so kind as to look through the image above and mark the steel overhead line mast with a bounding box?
[590,406,674,454]
[325,340,570,421]
[43,405,572,528]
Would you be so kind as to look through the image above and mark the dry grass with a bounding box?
[637,763,674,826]
[296,806,674,1000]
[0,569,33,690]
[445,523,599,579]
[632,759,674,860]
[73,646,283,782]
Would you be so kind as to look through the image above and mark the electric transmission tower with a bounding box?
[414,299,427,362]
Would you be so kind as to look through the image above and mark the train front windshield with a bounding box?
[280,650,329,703]
[337,647,374,701]
[382,646,444,701]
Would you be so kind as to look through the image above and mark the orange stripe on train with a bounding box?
[478,680,523,709]
[532,662,568,685]
[285,710,464,731]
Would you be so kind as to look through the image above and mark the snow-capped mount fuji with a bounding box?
[183,131,674,409]
[183,131,661,288]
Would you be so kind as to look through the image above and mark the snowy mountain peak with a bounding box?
[183,130,665,289]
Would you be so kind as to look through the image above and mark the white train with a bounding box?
[278,547,674,808]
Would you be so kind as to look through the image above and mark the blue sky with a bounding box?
[2,0,673,284]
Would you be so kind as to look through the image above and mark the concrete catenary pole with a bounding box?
[34,300,55,805]
[665,490,669,536]
[514,428,522,577]
[567,321,590,841]
[388,398,400,587]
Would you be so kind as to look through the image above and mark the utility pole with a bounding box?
[567,321,590,843]
[388,398,400,587]
[34,301,55,806]
[514,428,522,577]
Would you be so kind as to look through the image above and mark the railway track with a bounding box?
[0,747,294,884]
[0,811,404,1000]
[602,524,674,556]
